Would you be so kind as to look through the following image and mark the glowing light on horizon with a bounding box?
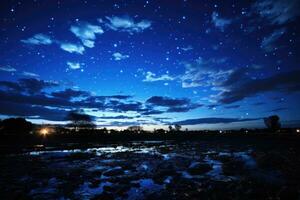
[39,128,50,136]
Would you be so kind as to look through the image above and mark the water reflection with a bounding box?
[4,141,285,199]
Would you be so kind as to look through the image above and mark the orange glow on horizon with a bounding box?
[39,128,50,136]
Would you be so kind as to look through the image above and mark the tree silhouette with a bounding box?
[264,115,281,132]
[174,124,182,131]
[0,118,33,135]
[128,125,143,133]
[66,111,96,130]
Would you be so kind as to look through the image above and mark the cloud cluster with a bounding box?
[21,34,53,45]
[0,78,58,94]
[70,22,104,48]
[0,78,200,121]
[143,71,175,82]
[142,57,231,90]
[67,62,81,70]
[254,0,300,25]
[150,54,299,109]
[104,16,151,34]
[51,88,90,100]
[146,96,202,113]
[0,101,68,121]
[217,70,300,104]
[112,52,129,61]
[211,12,232,31]
[60,43,85,54]
[180,57,229,88]
[21,15,151,57]
[21,33,86,55]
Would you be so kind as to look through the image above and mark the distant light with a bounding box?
[219,130,223,133]
[297,129,300,133]
[39,128,50,136]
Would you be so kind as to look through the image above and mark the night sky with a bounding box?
[0,0,299,130]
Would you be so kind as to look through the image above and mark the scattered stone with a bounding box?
[89,179,101,188]
[222,158,245,176]
[188,162,212,175]
[92,192,114,200]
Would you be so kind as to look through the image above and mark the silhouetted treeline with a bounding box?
[0,118,33,135]
[0,116,299,152]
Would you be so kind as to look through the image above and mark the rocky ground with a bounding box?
[1,140,300,199]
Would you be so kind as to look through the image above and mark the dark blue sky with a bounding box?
[0,0,299,130]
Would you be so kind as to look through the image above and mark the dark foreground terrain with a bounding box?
[1,136,300,200]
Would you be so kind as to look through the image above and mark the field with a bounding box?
[1,136,300,199]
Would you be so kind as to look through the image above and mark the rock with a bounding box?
[153,168,178,184]
[92,192,114,200]
[256,152,287,170]
[188,163,212,175]
[89,179,101,188]
[222,159,245,176]
[115,185,131,197]
[217,155,232,163]
[103,185,114,192]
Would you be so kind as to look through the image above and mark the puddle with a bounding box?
[2,142,287,199]
[28,145,159,157]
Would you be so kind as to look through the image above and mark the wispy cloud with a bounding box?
[217,70,300,104]
[60,43,85,54]
[22,71,40,77]
[21,33,86,55]
[254,0,300,25]
[67,62,81,70]
[52,88,90,99]
[146,96,202,113]
[211,12,232,31]
[175,117,259,125]
[0,78,58,95]
[21,34,53,45]
[113,52,129,61]
[142,57,230,89]
[0,66,16,72]
[180,57,229,88]
[261,28,286,52]
[181,45,193,51]
[0,66,40,78]
[143,71,175,82]
[70,22,104,48]
[103,16,151,34]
